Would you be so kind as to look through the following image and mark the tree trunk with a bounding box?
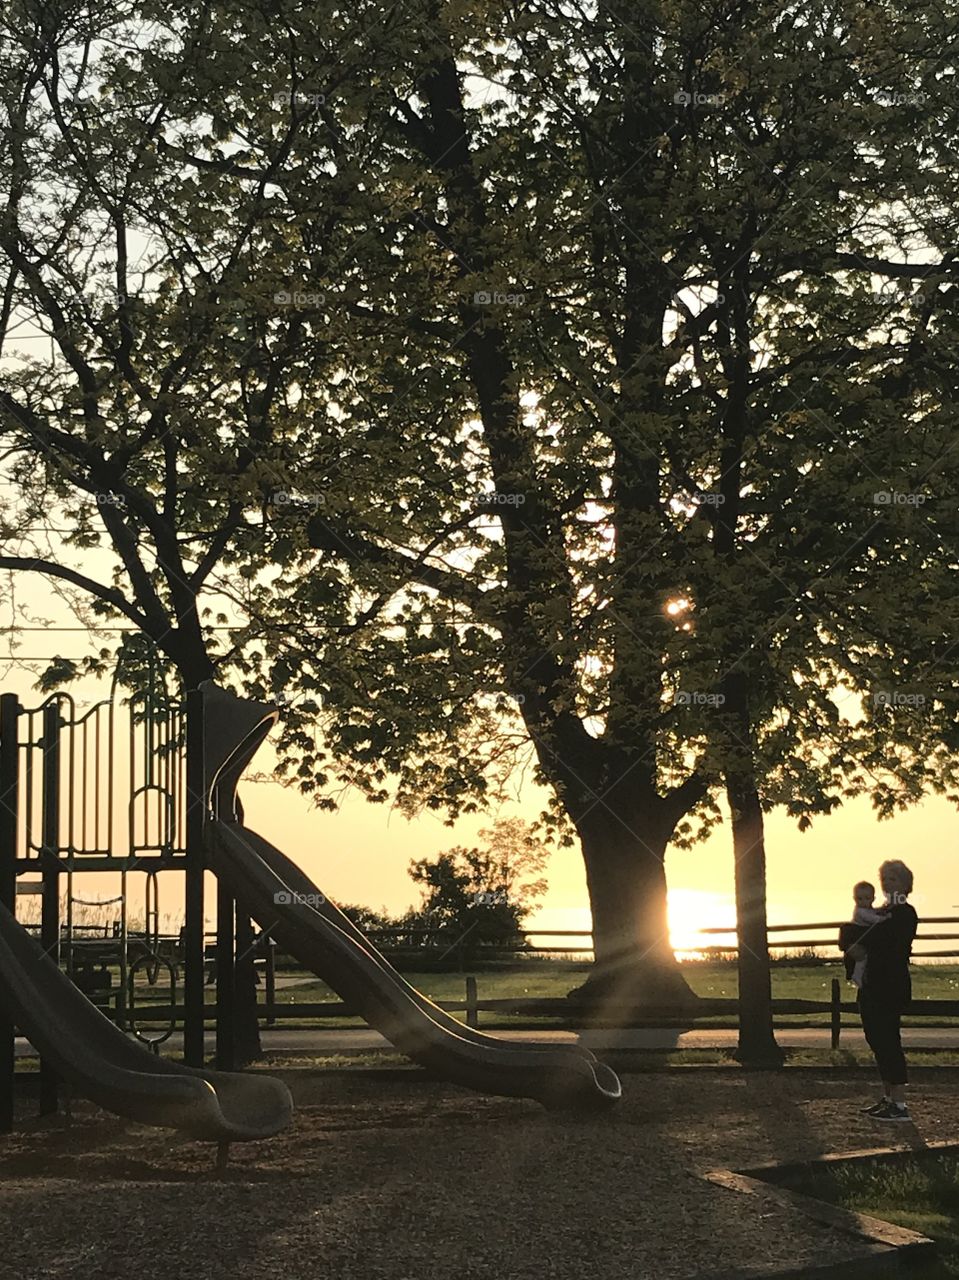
[726,770,783,1068]
[566,808,698,1012]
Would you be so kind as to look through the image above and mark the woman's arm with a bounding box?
[857,906,917,955]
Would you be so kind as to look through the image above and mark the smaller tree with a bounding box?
[338,903,394,934]
[408,819,549,962]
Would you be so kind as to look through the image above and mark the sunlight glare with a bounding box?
[668,888,735,957]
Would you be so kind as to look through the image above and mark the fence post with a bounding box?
[465,975,478,1029]
[265,935,276,1027]
[830,978,841,1050]
[0,695,19,1132]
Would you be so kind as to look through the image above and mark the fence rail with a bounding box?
[116,981,959,1050]
[362,916,959,952]
[28,915,959,1052]
[30,916,959,954]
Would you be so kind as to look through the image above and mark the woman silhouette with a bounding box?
[844,859,918,1121]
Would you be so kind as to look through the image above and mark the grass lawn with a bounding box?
[773,1151,959,1277]
[260,960,959,1002]
[121,960,959,1031]
[261,960,959,1020]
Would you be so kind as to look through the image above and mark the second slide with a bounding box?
[208,820,622,1110]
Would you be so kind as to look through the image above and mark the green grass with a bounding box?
[118,960,959,1032]
[775,1152,959,1277]
[263,959,959,1018]
[695,961,959,1005]
[108,957,959,1004]
[254,1051,411,1071]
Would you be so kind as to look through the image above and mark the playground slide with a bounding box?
[209,820,622,1109]
[0,900,293,1142]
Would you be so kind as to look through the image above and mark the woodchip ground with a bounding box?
[1,1065,954,1280]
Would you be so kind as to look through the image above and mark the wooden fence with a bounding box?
[127,980,959,1048]
[110,917,959,1044]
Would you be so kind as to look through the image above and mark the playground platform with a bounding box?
[2,1067,955,1279]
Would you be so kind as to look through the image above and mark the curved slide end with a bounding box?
[532,1052,622,1111]
[0,901,293,1144]
[170,1072,294,1143]
[587,1061,623,1105]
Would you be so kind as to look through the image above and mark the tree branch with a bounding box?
[0,557,149,628]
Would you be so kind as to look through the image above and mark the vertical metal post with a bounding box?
[215,880,235,1070]
[116,867,128,1031]
[265,935,276,1027]
[39,701,61,1115]
[830,977,841,1050]
[0,694,20,1132]
[184,688,206,1067]
[465,975,478,1029]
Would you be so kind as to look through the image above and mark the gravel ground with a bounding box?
[0,1067,955,1280]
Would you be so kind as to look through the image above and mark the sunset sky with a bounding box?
[1,4,953,984]
[0,599,952,960]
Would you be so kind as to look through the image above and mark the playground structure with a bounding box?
[0,681,293,1142]
[0,680,621,1139]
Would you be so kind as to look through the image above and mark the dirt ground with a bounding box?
[0,1066,954,1280]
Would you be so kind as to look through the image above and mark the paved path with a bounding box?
[18,1023,959,1057]
[252,1024,959,1053]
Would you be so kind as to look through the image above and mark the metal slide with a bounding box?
[209,820,622,1108]
[0,900,293,1141]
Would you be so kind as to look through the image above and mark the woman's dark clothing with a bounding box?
[840,902,918,1086]
[859,987,908,1085]
[860,902,918,1004]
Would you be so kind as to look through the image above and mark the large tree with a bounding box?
[184,0,959,1012]
[4,0,958,1028]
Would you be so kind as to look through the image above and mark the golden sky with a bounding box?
[0,564,952,956]
[2,656,951,956]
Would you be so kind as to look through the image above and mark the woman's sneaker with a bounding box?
[872,1101,910,1122]
[861,1097,889,1115]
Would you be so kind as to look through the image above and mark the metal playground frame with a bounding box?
[0,683,233,1130]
